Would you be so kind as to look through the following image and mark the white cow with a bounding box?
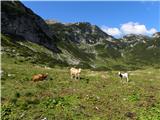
[118,72,129,82]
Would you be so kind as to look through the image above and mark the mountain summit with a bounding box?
[47,21,114,44]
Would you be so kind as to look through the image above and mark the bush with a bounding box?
[14,92,20,98]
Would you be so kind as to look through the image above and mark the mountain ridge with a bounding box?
[1,1,160,70]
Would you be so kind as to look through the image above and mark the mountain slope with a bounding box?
[1,1,60,52]
[1,34,68,67]
[118,33,160,69]
[46,21,114,44]
[47,21,160,70]
[1,1,160,70]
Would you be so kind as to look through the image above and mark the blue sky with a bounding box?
[22,1,160,37]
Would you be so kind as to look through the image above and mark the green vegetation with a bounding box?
[1,34,160,119]
[1,34,68,67]
[2,34,160,71]
[2,51,160,119]
[2,2,160,119]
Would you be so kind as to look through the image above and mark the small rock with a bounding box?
[0,70,4,75]
[123,98,126,101]
[8,74,12,77]
[95,106,99,110]
[20,112,26,118]
[41,117,47,120]
[7,74,15,77]
[96,96,100,100]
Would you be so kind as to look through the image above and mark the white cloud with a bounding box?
[101,26,121,37]
[147,28,157,34]
[101,22,157,38]
[120,22,157,35]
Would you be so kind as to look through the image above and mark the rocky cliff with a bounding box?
[1,1,60,52]
[47,21,114,44]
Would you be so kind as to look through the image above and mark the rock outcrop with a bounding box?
[47,21,114,44]
[152,32,160,39]
[1,1,60,52]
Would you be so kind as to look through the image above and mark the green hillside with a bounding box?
[2,34,160,71]
[1,1,160,120]
[2,51,160,120]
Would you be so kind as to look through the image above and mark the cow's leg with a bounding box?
[75,74,77,80]
[77,74,80,80]
[126,77,129,83]
[71,74,73,79]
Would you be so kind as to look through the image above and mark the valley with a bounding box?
[1,54,160,120]
[1,1,160,120]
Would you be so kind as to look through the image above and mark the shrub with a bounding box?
[14,92,20,98]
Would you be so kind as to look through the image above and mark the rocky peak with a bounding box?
[120,34,151,48]
[1,1,60,52]
[123,34,149,41]
[45,19,60,25]
[48,21,114,44]
[152,32,160,39]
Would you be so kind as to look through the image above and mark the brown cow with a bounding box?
[32,73,48,82]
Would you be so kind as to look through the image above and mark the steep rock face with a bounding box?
[151,32,160,48]
[120,34,160,49]
[152,32,160,39]
[121,34,151,47]
[1,1,60,52]
[47,21,114,44]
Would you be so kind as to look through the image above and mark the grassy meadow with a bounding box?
[1,2,160,120]
[1,54,160,120]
